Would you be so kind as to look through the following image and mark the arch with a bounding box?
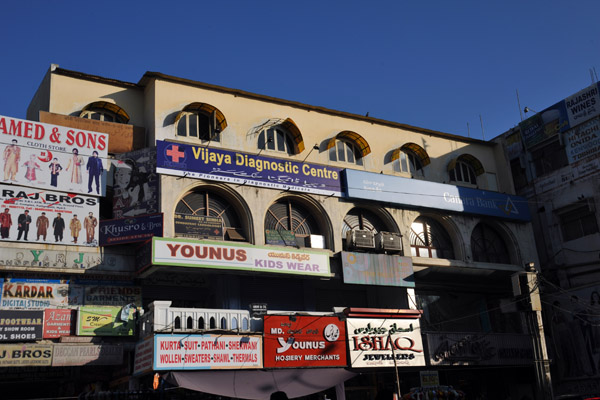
[253,118,305,154]
[175,102,228,133]
[198,317,205,330]
[80,101,130,123]
[409,215,457,260]
[326,130,371,157]
[186,316,193,329]
[174,316,181,329]
[447,154,485,176]
[342,206,399,237]
[470,220,520,265]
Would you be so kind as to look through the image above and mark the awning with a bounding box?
[391,143,431,166]
[164,368,356,400]
[81,101,130,123]
[174,102,228,133]
[446,154,484,176]
[325,131,371,157]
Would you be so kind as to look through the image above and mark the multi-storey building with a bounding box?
[0,64,543,399]
[495,82,600,399]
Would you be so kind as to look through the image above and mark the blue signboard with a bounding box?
[156,140,342,196]
[99,213,163,246]
[344,170,531,222]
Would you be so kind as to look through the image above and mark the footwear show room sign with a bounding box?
[0,115,108,196]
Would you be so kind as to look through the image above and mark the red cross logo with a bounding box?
[166,145,185,162]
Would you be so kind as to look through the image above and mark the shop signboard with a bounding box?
[564,116,600,164]
[0,184,100,246]
[51,344,123,366]
[83,285,142,307]
[133,336,154,376]
[150,237,331,278]
[565,82,600,127]
[346,317,425,368]
[264,229,297,246]
[112,147,158,219]
[263,315,347,368]
[135,239,153,272]
[153,334,262,370]
[0,344,53,366]
[0,310,43,341]
[0,246,135,272]
[344,169,531,222]
[174,213,222,240]
[341,251,414,288]
[99,213,163,246]
[43,309,74,338]
[426,333,533,366]
[76,305,136,336]
[0,279,78,310]
[0,115,109,196]
[156,140,343,197]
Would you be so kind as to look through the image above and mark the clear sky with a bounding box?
[1,0,599,140]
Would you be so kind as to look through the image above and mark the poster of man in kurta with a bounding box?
[112,147,158,218]
[0,184,99,247]
[0,115,109,196]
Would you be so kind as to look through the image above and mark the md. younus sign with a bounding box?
[156,140,342,196]
[0,115,109,196]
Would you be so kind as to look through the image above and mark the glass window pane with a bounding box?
[177,116,187,136]
[90,112,101,121]
[103,114,114,122]
[276,129,286,152]
[189,114,198,137]
[346,143,355,163]
[400,152,408,172]
[329,146,337,161]
[267,129,275,150]
[337,141,346,162]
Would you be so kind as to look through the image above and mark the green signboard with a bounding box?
[77,305,135,336]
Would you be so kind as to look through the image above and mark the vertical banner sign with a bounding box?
[346,317,426,368]
[0,184,100,247]
[0,115,109,196]
[113,147,158,219]
[133,336,155,376]
[153,334,262,370]
[263,315,347,368]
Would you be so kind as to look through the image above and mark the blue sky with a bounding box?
[1,1,598,140]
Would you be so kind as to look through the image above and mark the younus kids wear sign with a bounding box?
[0,115,108,196]
[0,184,99,246]
[263,315,347,368]
[151,237,331,277]
[156,140,343,197]
[346,317,425,368]
[153,334,262,370]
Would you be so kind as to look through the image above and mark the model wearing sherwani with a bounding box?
[0,209,12,239]
[70,216,82,243]
[66,150,84,186]
[3,142,20,181]
[36,213,49,241]
[84,213,97,244]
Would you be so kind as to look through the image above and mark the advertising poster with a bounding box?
[43,309,74,338]
[564,116,600,164]
[156,140,343,196]
[0,279,79,310]
[151,237,331,278]
[346,317,426,368]
[263,315,347,368]
[174,213,223,240]
[51,344,123,366]
[153,334,262,370]
[0,246,135,272]
[83,285,142,307]
[519,101,569,149]
[0,344,53,367]
[0,184,99,246]
[341,251,414,288]
[99,213,163,246]
[113,147,158,219]
[76,305,136,336]
[0,310,44,341]
[0,115,108,196]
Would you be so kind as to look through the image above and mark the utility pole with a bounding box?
[512,265,553,400]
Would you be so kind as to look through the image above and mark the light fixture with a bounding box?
[524,107,538,114]
[301,144,320,162]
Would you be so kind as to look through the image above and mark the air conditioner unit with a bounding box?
[346,230,375,250]
[376,232,402,252]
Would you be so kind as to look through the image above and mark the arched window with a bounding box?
[342,207,388,236]
[175,189,246,241]
[265,198,324,248]
[175,103,227,142]
[448,154,484,185]
[329,139,363,166]
[471,223,510,263]
[80,101,129,124]
[258,126,295,154]
[394,148,424,175]
[410,217,454,259]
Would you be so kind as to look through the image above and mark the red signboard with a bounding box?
[43,309,73,338]
[263,315,347,368]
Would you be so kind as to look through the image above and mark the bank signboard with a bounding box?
[0,115,108,196]
[99,213,163,246]
[346,317,425,368]
[0,184,99,246]
[263,315,347,368]
[153,334,262,370]
[150,237,331,278]
[344,169,530,222]
[156,140,342,196]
